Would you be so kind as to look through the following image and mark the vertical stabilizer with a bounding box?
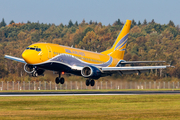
[101,20,131,59]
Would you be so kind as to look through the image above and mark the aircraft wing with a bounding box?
[101,66,168,71]
[101,65,169,74]
[120,61,165,64]
[4,55,26,63]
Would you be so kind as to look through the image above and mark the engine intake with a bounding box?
[81,66,101,79]
[24,64,35,74]
[24,64,45,76]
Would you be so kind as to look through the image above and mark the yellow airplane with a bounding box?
[5,20,169,86]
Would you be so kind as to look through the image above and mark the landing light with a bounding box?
[62,72,65,75]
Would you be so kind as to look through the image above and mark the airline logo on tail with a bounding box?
[114,33,129,51]
[101,20,131,60]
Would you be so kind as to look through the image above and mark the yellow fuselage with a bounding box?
[22,43,120,67]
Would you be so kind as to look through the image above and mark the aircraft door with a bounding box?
[39,51,43,61]
[46,45,53,59]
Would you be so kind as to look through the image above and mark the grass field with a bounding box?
[0,95,180,120]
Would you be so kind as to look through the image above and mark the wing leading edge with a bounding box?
[4,55,26,63]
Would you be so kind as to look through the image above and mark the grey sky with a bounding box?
[0,0,179,25]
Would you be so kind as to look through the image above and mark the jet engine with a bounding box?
[24,63,45,76]
[24,63,35,74]
[81,66,101,79]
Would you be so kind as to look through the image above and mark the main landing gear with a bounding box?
[55,72,65,84]
[86,79,95,86]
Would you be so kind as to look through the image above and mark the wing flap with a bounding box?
[4,55,26,63]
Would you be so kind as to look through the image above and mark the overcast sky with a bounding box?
[0,0,179,26]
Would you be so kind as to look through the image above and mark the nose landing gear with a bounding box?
[31,68,45,77]
[86,79,95,86]
[32,71,38,77]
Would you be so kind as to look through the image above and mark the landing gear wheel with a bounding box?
[60,77,64,84]
[90,80,95,86]
[35,72,38,77]
[32,71,38,77]
[86,80,90,86]
[55,77,65,84]
[55,77,60,84]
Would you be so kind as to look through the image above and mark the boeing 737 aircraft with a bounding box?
[5,20,169,86]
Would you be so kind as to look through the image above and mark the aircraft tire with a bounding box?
[32,71,38,77]
[34,72,38,77]
[90,80,95,86]
[55,77,60,84]
[86,80,90,86]
[60,77,65,84]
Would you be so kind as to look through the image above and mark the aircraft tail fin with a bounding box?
[101,20,131,59]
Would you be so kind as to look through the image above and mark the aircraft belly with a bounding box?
[37,62,71,72]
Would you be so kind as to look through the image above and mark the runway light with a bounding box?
[62,72,65,75]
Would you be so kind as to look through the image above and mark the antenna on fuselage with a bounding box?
[71,45,73,48]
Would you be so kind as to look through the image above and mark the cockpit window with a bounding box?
[36,48,41,51]
[30,48,35,50]
[26,47,41,51]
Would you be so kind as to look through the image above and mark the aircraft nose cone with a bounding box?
[22,51,27,61]
[22,51,32,64]
[22,50,40,64]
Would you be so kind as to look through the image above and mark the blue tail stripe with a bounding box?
[117,39,128,50]
[114,34,129,50]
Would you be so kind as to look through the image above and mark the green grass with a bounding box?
[0,95,180,120]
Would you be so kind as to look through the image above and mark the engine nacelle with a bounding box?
[24,64,35,74]
[24,64,45,76]
[81,66,101,79]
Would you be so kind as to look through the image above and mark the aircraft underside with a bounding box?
[28,61,106,87]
